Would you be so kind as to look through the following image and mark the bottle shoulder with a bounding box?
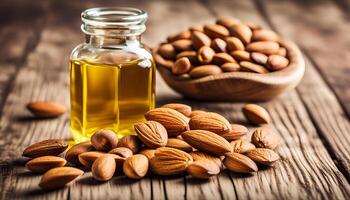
[70,43,153,61]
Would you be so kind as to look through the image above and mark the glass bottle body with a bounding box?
[70,36,155,143]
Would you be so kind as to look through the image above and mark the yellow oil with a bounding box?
[70,52,155,143]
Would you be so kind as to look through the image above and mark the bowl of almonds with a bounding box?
[154,17,305,101]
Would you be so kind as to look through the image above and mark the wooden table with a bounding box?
[1,0,349,199]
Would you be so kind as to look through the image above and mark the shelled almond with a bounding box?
[154,17,290,78]
[21,102,281,190]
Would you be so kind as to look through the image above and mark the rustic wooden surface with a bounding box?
[0,0,349,199]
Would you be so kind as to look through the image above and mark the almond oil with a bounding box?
[70,52,155,143]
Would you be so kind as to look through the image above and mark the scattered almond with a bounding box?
[211,38,227,52]
[221,62,240,72]
[246,41,279,55]
[242,104,271,125]
[22,139,68,158]
[162,103,192,117]
[252,29,279,42]
[216,17,241,28]
[187,159,220,179]
[91,130,118,151]
[123,154,149,179]
[118,135,142,154]
[135,121,168,148]
[228,24,252,45]
[39,167,83,190]
[172,39,193,51]
[150,147,193,175]
[144,107,189,137]
[230,140,256,153]
[108,147,133,158]
[182,130,233,156]
[223,152,258,173]
[226,37,245,51]
[173,57,192,75]
[27,101,66,118]
[190,151,222,168]
[251,127,280,149]
[92,154,116,181]
[166,138,193,152]
[246,148,280,165]
[212,53,236,65]
[221,124,248,141]
[158,44,176,59]
[230,50,251,62]
[78,151,105,168]
[65,141,95,165]
[250,52,268,65]
[240,61,269,74]
[204,24,229,39]
[267,55,289,71]
[189,112,231,135]
[198,46,215,64]
[25,156,67,173]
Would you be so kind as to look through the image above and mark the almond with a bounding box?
[158,43,176,59]
[229,24,252,45]
[230,50,252,62]
[226,37,245,51]
[230,140,256,153]
[211,38,227,52]
[182,130,233,156]
[27,101,66,118]
[267,55,289,71]
[212,53,236,65]
[198,46,215,64]
[176,51,198,64]
[190,110,208,118]
[246,148,279,165]
[246,23,261,31]
[203,24,229,39]
[251,127,280,149]
[189,65,222,78]
[216,17,241,28]
[154,53,174,70]
[252,29,279,42]
[167,31,191,42]
[150,147,193,175]
[108,147,133,158]
[23,139,68,158]
[123,154,149,179]
[139,149,156,160]
[144,108,189,137]
[25,156,67,173]
[65,141,95,165]
[162,103,192,117]
[221,124,248,141]
[223,152,258,173]
[191,31,211,49]
[78,151,105,168]
[187,159,220,179]
[92,154,116,181]
[189,25,203,32]
[190,151,222,168]
[242,104,271,125]
[135,121,168,148]
[221,62,240,72]
[39,167,84,190]
[118,135,142,154]
[172,39,193,51]
[250,52,268,65]
[91,130,118,151]
[189,112,231,135]
[173,57,192,75]
[246,41,279,55]
[166,138,193,152]
[277,47,287,57]
[239,61,269,74]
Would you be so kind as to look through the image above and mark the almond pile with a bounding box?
[22,103,281,190]
[154,17,289,78]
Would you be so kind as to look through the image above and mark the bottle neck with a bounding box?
[85,34,141,48]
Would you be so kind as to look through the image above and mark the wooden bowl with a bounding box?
[157,40,305,101]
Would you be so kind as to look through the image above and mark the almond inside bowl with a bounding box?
[157,39,305,101]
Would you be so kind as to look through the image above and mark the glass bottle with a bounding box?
[69,7,155,143]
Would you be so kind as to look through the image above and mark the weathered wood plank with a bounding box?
[257,0,350,180]
[0,1,46,112]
